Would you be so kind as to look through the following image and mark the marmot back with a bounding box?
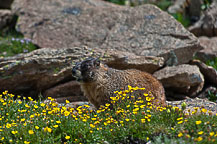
[72,58,166,108]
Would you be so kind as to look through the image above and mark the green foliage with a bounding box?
[153,0,172,11]
[206,57,217,71]
[104,0,126,5]
[207,90,217,102]
[0,87,216,144]
[201,0,212,10]
[0,30,37,57]
[170,13,191,27]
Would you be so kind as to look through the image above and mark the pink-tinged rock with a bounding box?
[12,0,202,65]
[196,36,217,62]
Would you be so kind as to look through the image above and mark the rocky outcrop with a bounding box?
[0,47,164,99]
[196,36,217,62]
[153,64,204,97]
[12,0,202,65]
[189,1,217,37]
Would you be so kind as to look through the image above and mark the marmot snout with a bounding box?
[72,58,166,108]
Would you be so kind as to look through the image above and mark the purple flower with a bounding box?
[20,39,25,43]
[23,49,29,53]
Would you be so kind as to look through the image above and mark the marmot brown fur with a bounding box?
[72,58,166,109]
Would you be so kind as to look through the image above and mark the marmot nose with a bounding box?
[72,68,77,75]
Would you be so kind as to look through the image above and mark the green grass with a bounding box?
[0,30,37,57]
[207,90,217,102]
[0,87,216,144]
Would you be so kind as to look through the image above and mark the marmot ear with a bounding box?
[95,58,100,67]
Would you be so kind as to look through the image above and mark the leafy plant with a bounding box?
[0,30,37,57]
[201,0,212,10]
[104,0,126,5]
[0,87,216,143]
[207,90,217,102]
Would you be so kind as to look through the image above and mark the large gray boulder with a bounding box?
[12,0,202,65]
[154,64,204,97]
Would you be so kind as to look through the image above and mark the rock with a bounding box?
[12,0,202,65]
[0,47,163,99]
[0,9,14,30]
[154,64,204,97]
[167,97,217,115]
[65,101,94,109]
[0,0,14,9]
[0,47,84,98]
[105,50,164,74]
[189,1,217,37]
[197,85,217,102]
[43,81,87,102]
[190,60,217,86]
[195,36,217,62]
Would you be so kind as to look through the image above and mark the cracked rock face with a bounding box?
[12,0,202,65]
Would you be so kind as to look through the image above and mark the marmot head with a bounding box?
[72,58,100,82]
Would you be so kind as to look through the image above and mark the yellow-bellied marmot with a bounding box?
[72,58,166,108]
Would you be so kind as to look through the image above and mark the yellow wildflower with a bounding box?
[25,104,30,108]
[177,117,183,121]
[198,131,203,135]
[197,137,203,142]
[177,121,183,124]
[65,136,70,140]
[28,130,34,135]
[201,108,207,113]
[64,111,70,116]
[91,118,96,121]
[44,127,52,133]
[34,105,38,109]
[21,118,25,122]
[53,125,58,128]
[141,119,146,123]
[90,124,95,128]
[195,120,202,125]
[64,100,70,104]
[24,141,30,144]
[125,119,130,122]
[11,131,18,135]
[210,132,215,137]
[56,121,61,124]
[40,103,45,107]
[178,132,183,137]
